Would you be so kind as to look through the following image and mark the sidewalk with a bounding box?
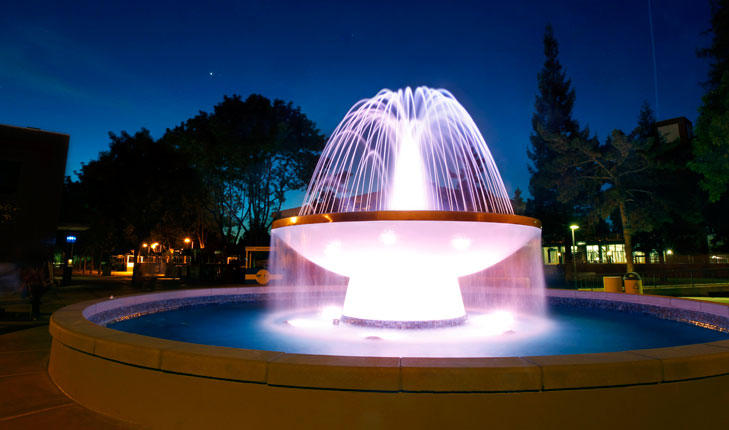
[0,274,201,428]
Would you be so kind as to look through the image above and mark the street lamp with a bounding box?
[184,237,193,249]
[570,224,579,288]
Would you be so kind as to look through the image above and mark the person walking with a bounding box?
[21,259,48,320]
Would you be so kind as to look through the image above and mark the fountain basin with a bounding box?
[48,287,729,429]
[272,211,542,325]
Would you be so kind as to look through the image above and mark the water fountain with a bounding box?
[47,87,729,429]
[271,86,543,329]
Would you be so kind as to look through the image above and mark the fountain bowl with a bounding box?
[272,211,542,326]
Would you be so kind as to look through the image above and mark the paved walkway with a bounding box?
[0,326,144,429]
[0,274,202,429]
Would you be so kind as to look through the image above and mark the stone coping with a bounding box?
[49,287,729,393]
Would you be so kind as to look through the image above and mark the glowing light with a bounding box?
[389,133,429,210]
[324,240,341,257]
[184,238,191,244]
[666,250,673,255]
[286,318,329,329]
[380,230,397,245]
[469,311,515,336]
[570,224,579,231]
[451,236,471,250]
[142,243,148,248]
[321,306,342,320]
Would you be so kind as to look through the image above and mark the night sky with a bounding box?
[1,0,712,208]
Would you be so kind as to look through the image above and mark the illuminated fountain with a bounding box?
[47,86,729,429]
[271,86,544,328]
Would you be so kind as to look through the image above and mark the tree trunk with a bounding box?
[618,201,635,273]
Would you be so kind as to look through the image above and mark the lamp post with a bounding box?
[570,224,579,288]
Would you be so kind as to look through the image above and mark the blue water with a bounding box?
[108,302,729,357]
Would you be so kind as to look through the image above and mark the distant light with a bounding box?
[142,243,148,248]
[184,237,191,243]
[67,259,73,265]
[666,250,673,255]
[209,72,213,76]
[569,224,579,230]
[66,235,77,243]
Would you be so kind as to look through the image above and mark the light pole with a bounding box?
[570,224,579,288]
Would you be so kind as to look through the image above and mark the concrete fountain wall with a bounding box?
[48,287,729,429]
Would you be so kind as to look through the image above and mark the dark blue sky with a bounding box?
[1,0,712,208]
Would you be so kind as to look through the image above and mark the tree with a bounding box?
[511,188,526,215]
[527,24,589,276]
[690,0,729,202]
[544,103,678,273]
[72,129,202,279]
[527,25,585,238]
[164,94,326,250]
[636,103,705,256]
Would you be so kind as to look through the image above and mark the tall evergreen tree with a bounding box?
[527,24,585,245]
[690,0,729,202]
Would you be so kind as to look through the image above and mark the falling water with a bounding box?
[300,87,513,215]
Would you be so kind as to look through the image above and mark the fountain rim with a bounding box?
[49,287,729,391]
[271,210,541,230]
[47,287,729,429]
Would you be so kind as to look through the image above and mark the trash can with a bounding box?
[603,276,622,293]
[623,272,643,295]
[101,262,112,276]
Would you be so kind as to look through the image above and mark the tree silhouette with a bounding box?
[164,94,326,249]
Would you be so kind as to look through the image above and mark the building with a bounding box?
[656,116,693,145]
[0,124,69,261]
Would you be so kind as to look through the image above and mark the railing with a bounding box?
[572,266,729,291]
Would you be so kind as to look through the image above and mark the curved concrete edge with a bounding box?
[47,340,729,430]
[48,287,729,393]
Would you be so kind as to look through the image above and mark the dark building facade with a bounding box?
[0,124,69,261]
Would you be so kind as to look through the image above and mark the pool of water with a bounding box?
[107,302,729,357]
